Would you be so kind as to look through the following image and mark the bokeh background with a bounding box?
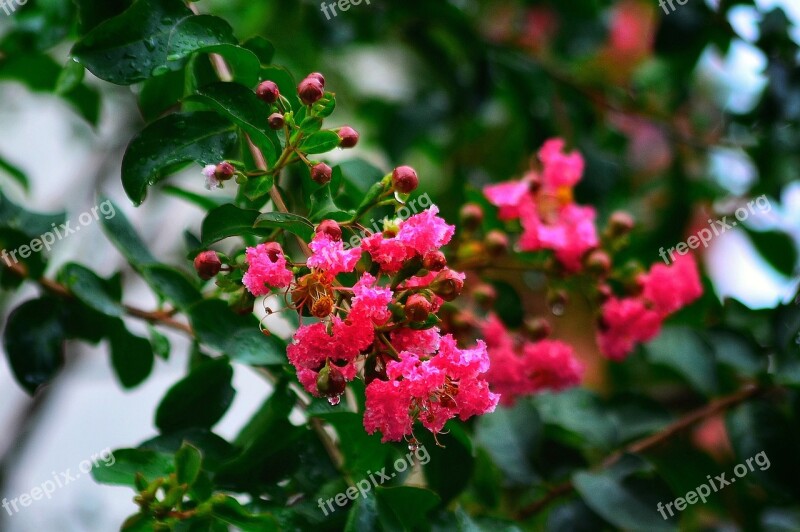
[0,0,799,529]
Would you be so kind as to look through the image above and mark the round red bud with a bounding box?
[608,211,635,236]
[422,251,447,272]
[460,203,484,232]
[485,230,510,255]
[338,126,360,148]
[256,80,280,104]
[262,242,284,262]
[405,294,432,322]
[316,219,342,241]
[472,283,497,309]
[524,317,552,341]
[431,268,464,302]
[194,251,222,280]
[311,163,332,185]
[392,166,419,194]
[268,113,285,130]
[215,162,235,181]
[585,249,612,275]
[298,78,324,105]
[308,72,326,88]
[316,364,346,397]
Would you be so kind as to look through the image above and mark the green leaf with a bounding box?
[240,175,275,202]
[534,389,617,449]
[573,455,676,532]
[58,263,123,317]
[646,326,718,396]
[71,0,236,85]
[163,185,227,211]
[141,264,203,310]
[474,400,540,485]
[253,212,315,241]
[0,190,65,240]
[175,442,203,486]
[55,59,86,95]
[241,36,274,66]
[3,297,66,394]
[744,227,798,277]
[374,486,441,531]
[189,82,279,165]
[108,321,154,388]
[92,448,174,486]
[122,111,237,205]
[155,358,235,433]
[314,412,396,481]
[201,204,271,245]
[138,67,186,121]
[188,300,286,365]
[299,130,341,155]
[0,152,29,191]
[211,496,279,531]
[149,325,171,359]
[417,422,474,505]
[99,198,157,267]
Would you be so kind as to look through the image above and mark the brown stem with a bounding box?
[516,384,764,520]
[2,260,193,334]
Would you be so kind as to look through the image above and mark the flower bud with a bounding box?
[316,219,342,241]
[262,242,284,262]
[585,249,611,275]
[405,294,432,322]
[365,354,388,385]
[268,112,285,130]
[392,166,419,194]
[422,251,447,272]
[193,251,221,280]
[430,268,464,301]
[596,283,613,303]
[524,317,552,341]
[311,163,332,185]
[608,211,635,236]
[298,77,324,105]
[215,162,235,181]
[308,72,326,88]
[485,230,509,255]
[459,203,484,232]
[256,80,280,104]
[316,363,346,397]
[338,126,359,148]
[472,282,497,309]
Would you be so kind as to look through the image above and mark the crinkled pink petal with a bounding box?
[361,233,410,272]
[640,254,703,315]
[484,180,532,220]
[396,206,455,256]
[351,273,393,324]
[597,297,664,361]
[242,243,294,296]
[538,138,584,190]
[307,233,362,279]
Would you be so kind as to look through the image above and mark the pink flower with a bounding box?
[361,233,409,272]
[538,138,584,190]
[520,203,599,271]
[286,319,361,395]
[363,334,499,442]
[482,315,583,405]
[597,297,664,361]
[307,233,362,279]
[202,165,220,190]
[390,327,441,355]
[484,180,532,220]
[351,273,393,325]
[396,206,455,256]
[242,243,294,296]
[640,254,703,314]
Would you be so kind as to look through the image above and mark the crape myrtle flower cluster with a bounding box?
[481,138,703,363]
[241,206,500,444]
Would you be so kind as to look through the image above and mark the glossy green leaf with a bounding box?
[58,262,123,317]
[155,357,235,433]
[189,82,279,165]
[646,326,718,396]
[3,297,66,394]
[474,400,541,485]
[99,198,157,267]
[175,442,203,487]
[299,130,341,154]
[121,111,237,205]
[188,300,286,365]
[253,211,315,240]
[92,448,174,486]
[201,204,271,245]
[108,321,154,388]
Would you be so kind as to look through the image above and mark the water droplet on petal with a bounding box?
[549,302,565,316]
[328,395,341,406]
